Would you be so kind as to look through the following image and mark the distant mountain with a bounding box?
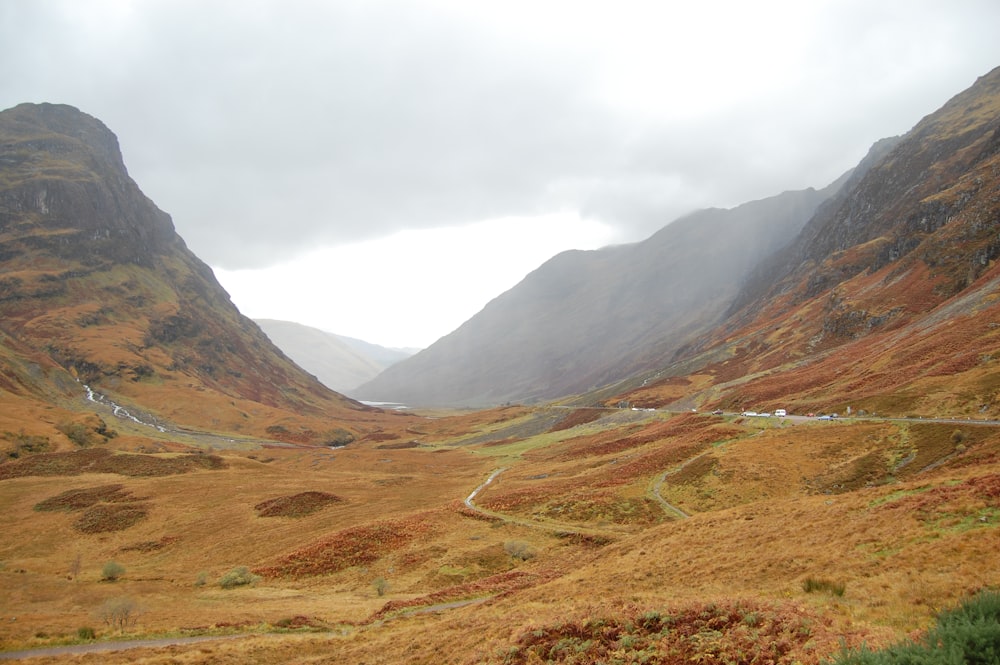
[355,182,846,407]
[254,319,413,393]
[0,103,383,444]
[612,66,1000,419]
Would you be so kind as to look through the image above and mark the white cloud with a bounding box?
[3,0,999,347]
[213,212,615,348]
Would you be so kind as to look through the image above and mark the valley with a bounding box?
[2,65,1000,664]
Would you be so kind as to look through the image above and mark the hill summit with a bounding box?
[0,103,385,445]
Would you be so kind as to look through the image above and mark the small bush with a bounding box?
[373,576,390,597]
[77,626,96,640]
[826,590,1000,664]
[57,421,93,447]
[101,561,125,582]
[99,596,139,633]
[504,541,536,561]
[2,430,50,460]
[326,428,355,447]
[194,571,208,587]
[219,566,260,589]
[802,577,845,596]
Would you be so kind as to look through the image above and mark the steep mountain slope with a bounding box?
[254,318,412,393]
[0,103,388,445]
[614,66,1000,418]
[4,73,1000,665]
[357,185,843,407]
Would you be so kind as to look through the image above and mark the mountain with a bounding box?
[611,66,1000,419]
[4,72,1000,665]
[356,183,846,407]
[0,103,390,445]
[254,318,413,393]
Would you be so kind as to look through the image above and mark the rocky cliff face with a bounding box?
[0,103,176,266]
[0,103,376,440]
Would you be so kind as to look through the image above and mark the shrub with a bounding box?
[826,590,1000,664]
[101,561,125,582]
[57,421,93,447]
[373,576,389,597]
[2,430,50,460]
[99,596,139,633]
[504,541,536,561]
[326,428,355,447]
[77,626,96,640]
[219,566,260,589]
[194,571,208,587]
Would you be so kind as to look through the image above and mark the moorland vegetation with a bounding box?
[1,70,1000,663]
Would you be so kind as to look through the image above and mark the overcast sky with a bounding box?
[2,1,999,348]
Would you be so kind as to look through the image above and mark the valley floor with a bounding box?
[2,407,999,663]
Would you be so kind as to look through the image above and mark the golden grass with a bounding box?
[1,405,997,663]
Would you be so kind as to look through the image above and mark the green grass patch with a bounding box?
[867,486,932,508]
[926,506,1000,534]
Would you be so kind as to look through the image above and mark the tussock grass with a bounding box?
[802,577,846,596]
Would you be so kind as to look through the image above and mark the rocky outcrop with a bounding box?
[0,103,177,267]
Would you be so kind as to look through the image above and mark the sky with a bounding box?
[2,1,999,348]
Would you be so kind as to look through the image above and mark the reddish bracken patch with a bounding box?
[500,598,863,665]
[34,484,135,511]
[254,491,344,517]
[254,515,435,578]
[548,408,604,433]
[367,569,562,621]
[73,502,149,533]
[33,483,151,533]
[0,448,225,479]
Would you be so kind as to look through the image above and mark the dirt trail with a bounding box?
[649,451,717,520]
[463,468,624,537]
[0,634,242,661]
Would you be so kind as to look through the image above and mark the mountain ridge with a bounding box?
[612,66,1000,419]
[254,318,413,393]
[356,182,844,406]
[0,102,393,445]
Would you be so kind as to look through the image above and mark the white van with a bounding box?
[774,409,787,417]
